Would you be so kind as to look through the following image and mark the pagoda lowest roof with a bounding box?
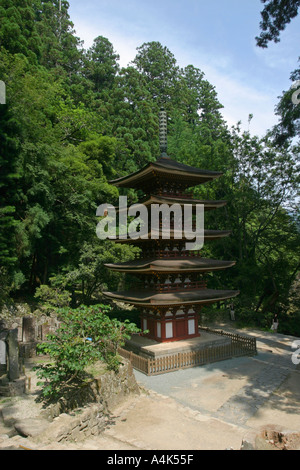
[104,258,236,274]
[103,288,240,307]
[109,155,223,189]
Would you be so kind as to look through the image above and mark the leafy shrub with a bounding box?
[34,284,71,310]
[35,304,140,401]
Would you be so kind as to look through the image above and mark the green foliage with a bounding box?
[277,274,300,336]
[0,1,299,337]
[256,0,300,48]
[0,100,23,300]
[84,35,120,93]
[256,1,300,145]
[34,278,71,310]
[65,241,139,305]
[35,304,140,401]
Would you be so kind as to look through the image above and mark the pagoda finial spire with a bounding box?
[159,107,169,158]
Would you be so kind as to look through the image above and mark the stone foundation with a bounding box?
[125,330,232,359]
[12,360,140,445]
[33,404,108,444]
[48,361,140,417]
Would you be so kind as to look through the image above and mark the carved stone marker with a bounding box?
[0,339,6,374]
[22,317,36,343]
[6,329,20,381]
[0,325,25,396]
[39,322,50,341]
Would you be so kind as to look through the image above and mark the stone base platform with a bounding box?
[125,330,232,359]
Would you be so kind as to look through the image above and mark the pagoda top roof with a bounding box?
[109,156,223,190]
[103,288,240,306]
[104,258,236,274]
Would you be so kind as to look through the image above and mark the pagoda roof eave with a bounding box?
[104,258,236,273]
[103,288,240,306]
[109,157,223,188]
[110,229,232,244]
[117,195,227,212]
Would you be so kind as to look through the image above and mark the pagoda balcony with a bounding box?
[138,248,202,259]
[153,250,202,259]
[156,190,194,199]
[135,251,202,259]
[149,281,207,292]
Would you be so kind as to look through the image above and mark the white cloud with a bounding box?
[169,48,280,136]
[72,18,141,66]
[204,67,279,135]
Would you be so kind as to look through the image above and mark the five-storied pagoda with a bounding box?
[104,109,239,343]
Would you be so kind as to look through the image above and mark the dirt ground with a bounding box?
[1,325,300,451]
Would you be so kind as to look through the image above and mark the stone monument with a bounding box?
[0,322,25,396]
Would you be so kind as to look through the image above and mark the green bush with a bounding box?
[34,283,71,310]
[35,304,140,401]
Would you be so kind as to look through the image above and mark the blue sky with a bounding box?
[68,0,300,136]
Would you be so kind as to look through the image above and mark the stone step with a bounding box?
[0,380,14,398]
[0,377,26,397]
[0,385,10,397]
[14,418,50,438]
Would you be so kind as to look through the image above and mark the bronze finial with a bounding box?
[159,108,168,158]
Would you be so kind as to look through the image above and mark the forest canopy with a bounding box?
[0,0,299,334]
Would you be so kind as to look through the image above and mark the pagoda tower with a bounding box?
[104,110,239,343]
